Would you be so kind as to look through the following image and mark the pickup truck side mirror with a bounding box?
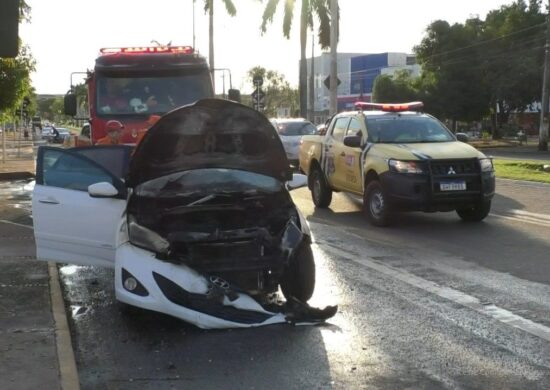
[343,135,361,148]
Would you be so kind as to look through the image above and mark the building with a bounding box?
[306,52,421,123]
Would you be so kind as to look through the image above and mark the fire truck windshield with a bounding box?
[96,71,212,116]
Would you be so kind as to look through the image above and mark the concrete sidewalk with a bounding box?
[0,137,79,389]
[0,220,62,389]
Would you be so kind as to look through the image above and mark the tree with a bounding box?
[481,0,545,136]
[203,0,236,91]
[415,19,491,131]
[372,70,419,103]
[0,0,35,121]
[247,66,299,117]
[261,0,333,118]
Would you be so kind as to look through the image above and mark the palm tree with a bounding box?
[261,0,333,118]
[203,0,237,91]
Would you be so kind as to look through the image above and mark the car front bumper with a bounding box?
[379,170,495,212]
[115,243,288,329]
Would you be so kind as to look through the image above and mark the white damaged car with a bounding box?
[32,99,336,329]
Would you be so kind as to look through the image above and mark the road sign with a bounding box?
[253,75,264,87]
[324,75,341,90]
[251,89,265,103]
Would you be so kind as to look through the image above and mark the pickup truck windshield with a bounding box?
[365,115,455,143]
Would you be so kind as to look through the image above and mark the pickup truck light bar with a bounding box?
[354,101,424,112]
[100,46,194,55]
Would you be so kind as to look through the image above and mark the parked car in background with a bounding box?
[271,118,318,168]
[41,126,72,144]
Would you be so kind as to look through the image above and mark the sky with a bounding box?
[20,0,515,95]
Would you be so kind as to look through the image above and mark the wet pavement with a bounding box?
[2,178,550,388]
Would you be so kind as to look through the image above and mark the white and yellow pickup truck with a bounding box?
[299,102,496,226]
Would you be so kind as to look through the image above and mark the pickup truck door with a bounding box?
[323,117,350,189]
[339,118,365,194]
[32,146,133,268]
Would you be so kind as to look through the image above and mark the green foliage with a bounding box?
[0,0,34,121]
[372,71,419,103]
[247,66,299,117]
[0,45,36,119]
[260,0,334,117]
[493,158,550,183]
[412,0,546,126]
[203,0,236,16]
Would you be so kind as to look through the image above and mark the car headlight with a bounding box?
[479,158,493,172]
[388,159,425,174]
[128,216,170,255]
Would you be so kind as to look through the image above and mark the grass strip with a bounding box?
[493,159,550,184]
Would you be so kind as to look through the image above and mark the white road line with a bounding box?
[318,242,550,343]
[490,210,550,228]
[0,219,33,229]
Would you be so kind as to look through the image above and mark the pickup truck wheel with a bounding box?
[281,243,315,302]
[311,168,332,208]
[364,181,391,227]
[456,201,491,222]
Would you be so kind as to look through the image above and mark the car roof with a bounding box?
[271,117,311,123]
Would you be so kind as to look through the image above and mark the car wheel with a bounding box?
[310,167,332,208]
[456,201,491,222]
[281,242,316,302]
[364,180,391,227]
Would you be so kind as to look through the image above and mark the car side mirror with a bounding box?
[343,135,361,148]
[64,93,77,117]
[456,133,469,143]
[228,89,241,103]
[88,182,119,198]
[286,173,308,191]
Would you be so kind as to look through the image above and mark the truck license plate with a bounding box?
[440,181,466,191]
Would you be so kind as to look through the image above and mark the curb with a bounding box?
[48,262,81,390]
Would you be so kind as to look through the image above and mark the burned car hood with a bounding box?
[128,99,291,186]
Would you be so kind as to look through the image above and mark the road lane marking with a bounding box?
[317,241,550,343]
[0,219,33,229]
[490,210,550,228]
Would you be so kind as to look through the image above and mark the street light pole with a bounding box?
[329,0,338,116]
[539,2,550,151]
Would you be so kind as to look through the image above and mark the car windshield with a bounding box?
[135,168,283,197]
[96,70,212,117]
[276,121,317,136]
[365,115,455,143]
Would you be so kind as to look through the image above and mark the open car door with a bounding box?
[32,145,132,268]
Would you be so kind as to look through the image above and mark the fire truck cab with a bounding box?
[64,46,233,145]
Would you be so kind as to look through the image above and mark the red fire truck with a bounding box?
[64,46,236,145]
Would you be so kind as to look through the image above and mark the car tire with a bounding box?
[456,200,491,222]
[364,180,391,227]
[310,167,332,208]
[281,242,316,302]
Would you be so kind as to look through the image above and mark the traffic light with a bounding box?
[0,0,20,58]
[22,96,30,109]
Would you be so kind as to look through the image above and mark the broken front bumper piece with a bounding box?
[115,243,337,329]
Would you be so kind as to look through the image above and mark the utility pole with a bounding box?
[309,30,315,122]
[208,0,215,92]
[329,0,338,116]
[192,0,196,49]
[539,1,550,151]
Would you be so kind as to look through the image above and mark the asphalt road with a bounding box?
[2,178,550,389]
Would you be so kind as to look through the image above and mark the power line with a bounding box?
[419,22,546,62]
